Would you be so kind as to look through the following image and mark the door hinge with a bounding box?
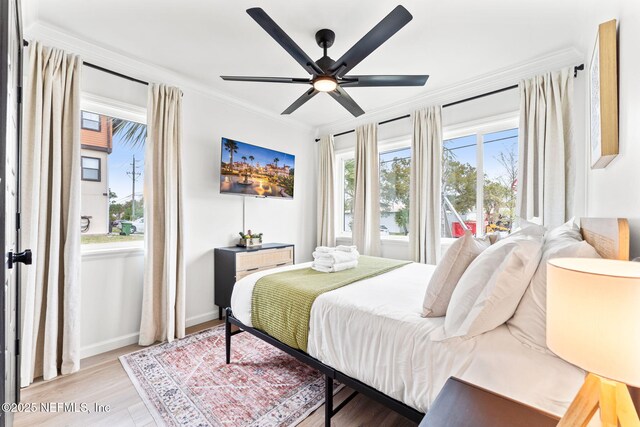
[17,86,22,105]
[15,339,19,356]
[16,212,20,230]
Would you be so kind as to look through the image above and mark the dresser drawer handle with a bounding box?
[276,262,288,266]
[247,267,259,272]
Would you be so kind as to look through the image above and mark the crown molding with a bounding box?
[316,46,585,137]
[24,22,315,134]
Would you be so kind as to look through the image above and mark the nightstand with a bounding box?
[420,377,560,427]
[214,243,294,319]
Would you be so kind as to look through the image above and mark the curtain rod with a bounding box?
[23,39,149,86]
[315,63,584,142]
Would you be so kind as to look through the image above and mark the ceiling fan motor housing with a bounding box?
[315,28,335,49]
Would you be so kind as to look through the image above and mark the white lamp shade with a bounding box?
[547,258,640,387]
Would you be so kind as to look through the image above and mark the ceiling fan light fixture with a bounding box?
[313,77,338,92]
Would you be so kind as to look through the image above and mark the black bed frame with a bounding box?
[224,307,424,426]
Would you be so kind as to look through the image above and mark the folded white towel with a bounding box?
[336,245,358,253]
[314,246,335,253]
[312,250,359,264]
[312,260,358,273]
[312,258,337,268]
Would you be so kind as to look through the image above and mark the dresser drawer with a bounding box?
[235,261,293,281]
[236,247,294,272]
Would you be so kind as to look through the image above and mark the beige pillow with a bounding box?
[422,231,491,317]
[444,234,543,339]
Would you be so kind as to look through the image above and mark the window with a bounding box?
[442,127,518,238]
[338,141,411,237]
[81,156,101,181]
[342,158,355,233]
[379,147,411,236]
[79,108,146,245]
[81,111,101,131]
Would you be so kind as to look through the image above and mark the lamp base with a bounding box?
[559,373,640,427]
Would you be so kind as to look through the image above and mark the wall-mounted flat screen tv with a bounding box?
[220,137,295,199]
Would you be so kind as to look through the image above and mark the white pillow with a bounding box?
[545,218,581,242]
[508,219,546,239]
[507,225,600,352]
[422,231,491,317]
[444,233,543,339]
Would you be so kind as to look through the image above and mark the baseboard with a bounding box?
[80,311,218,359]
[80,332,140,359]
[186,310,218,327]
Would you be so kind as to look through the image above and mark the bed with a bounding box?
[225,217,630,425]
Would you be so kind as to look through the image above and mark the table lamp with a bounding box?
[547,258,640,427]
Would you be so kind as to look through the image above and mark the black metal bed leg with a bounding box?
[225,308,231,364]
[325,374,333,427]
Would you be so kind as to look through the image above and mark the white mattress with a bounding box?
[230,261,585,416]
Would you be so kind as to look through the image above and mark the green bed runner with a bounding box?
[251,255,411,352]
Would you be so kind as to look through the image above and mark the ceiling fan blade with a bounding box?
[329,6,413,78]
[221,76,311,84]
[328,86,365,117]
[340,75,429,87]
[282,88,319,114]
[247,8,324,76]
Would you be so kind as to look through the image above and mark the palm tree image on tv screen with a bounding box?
[220,137,295,198]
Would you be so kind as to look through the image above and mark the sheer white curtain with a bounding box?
[21,41,82,386]
[139,84,186,346]
[352,123,381,256]
[517,67,574,228]
[410,106,443,264]
[317,135,335,247]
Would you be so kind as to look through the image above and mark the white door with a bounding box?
[1,0,25,425]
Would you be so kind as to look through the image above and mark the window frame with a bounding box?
[81,155,102,182]
[335,136,411,240]
[81,110,101,132]
[442,112,519,238]
[333,112,519,242]
[79,94,147,250]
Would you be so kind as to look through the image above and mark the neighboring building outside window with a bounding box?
[81,111,101,131]
[79,108,146,244]
[81,156,101,181]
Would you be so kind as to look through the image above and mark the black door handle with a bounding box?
[8,249,32,269]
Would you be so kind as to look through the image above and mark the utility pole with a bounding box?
[126,155,142,220]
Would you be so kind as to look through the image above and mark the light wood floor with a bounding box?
[15,320,417,427]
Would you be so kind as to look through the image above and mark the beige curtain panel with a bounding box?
[517,67,574,228]
[410,106,443,264]
[20,41,82,386]
[317,135,336,247]
[352,123,381,256]
[139,84,186,346]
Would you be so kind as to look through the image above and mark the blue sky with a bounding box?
[108,121,146,204]
[221,138,295,169]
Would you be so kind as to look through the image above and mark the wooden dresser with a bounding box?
[214,243,294,319]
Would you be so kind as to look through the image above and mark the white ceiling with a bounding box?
[25,0,591,128]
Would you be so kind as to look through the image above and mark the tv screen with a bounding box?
[220,137,295,199]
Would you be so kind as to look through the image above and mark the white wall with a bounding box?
[582,1,640,259]
[180,89,316,325]
[27,34,317,358]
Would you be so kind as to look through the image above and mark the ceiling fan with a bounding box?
[221,5,429,117]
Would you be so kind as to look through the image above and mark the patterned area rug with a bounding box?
[120,325,342,426]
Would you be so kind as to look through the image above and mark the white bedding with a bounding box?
[230,261,585,415]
